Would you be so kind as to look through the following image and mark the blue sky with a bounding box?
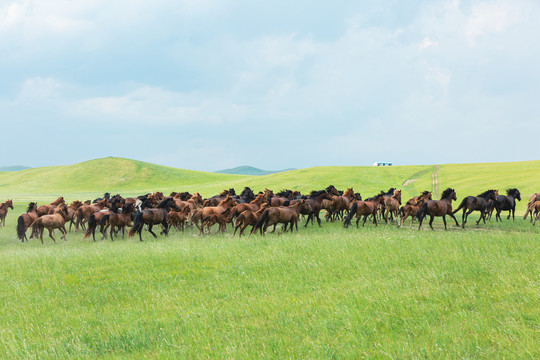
[1,0,539,171]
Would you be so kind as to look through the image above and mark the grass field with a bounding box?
[0,158,538,358]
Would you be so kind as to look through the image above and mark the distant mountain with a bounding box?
[216,166,295,176]
[0,165,30,172]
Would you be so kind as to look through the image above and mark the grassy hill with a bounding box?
[216,165,295,176]
[0,157,538,213]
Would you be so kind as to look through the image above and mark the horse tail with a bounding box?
[415,202,428,220]
[128,212,143,238]
[75,207,83,231]
[234,212,244,227]
[343,202,357,228]
[99,214,110,226]
[16,215,26,241]
[31,218,42,236]
[452,198,467,215]
[253,209,269,233]
[83,214,97,239]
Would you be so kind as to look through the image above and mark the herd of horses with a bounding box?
[1,185,538,243]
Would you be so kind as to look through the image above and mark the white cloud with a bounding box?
[419,36,438,51]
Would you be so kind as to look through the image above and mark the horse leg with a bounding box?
[39,228,44,244]
[316,212,322,227]
[48,229,57,243]
[61,225,67,240]
[428,215,435,231]
[147,224,158,238]
[450,213,459,227]
[442,215,447,230]
[417,215,423,230]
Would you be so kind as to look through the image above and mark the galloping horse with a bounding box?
[523,193,540,221]
[37,197,65,217]
[74,198,111,231]
[16,202,39,242]
[252,201,305,235]
[0,199,14,226]
[383,189,401,223]
[128,197,179,241]
[452,189,498,228]
[328,188,355,221]
[99,203,135,240]
[343,194,385,228]
[406,191,432,206]
[494,188,521,222]
[233,204,268,236]
[31,203,69,243]
[303,190,333,227]
[397,191,432,228]
[416,188,459,230]
[191,195,237,230]
[228,193,267,220]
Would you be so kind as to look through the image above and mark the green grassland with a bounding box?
[0,158,538,358]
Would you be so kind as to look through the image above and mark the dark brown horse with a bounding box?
[303,190,333,227]
[0,199,14,226]
[494,188,521,222]
[128,197,179,241]
[343,194,385,228]
[416,188,459,230]
[452,189,498,228]
[16,202,39,242]
[31,203,69,243]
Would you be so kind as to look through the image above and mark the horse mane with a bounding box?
[384,188,396,195]
[477,189,496,198]
[309,190,326,198]
[26,202,36,212]
[506,188,519,196]
[156,197,174,208]
[122,203,134,213]
[421,191,430,196]
[218,195,232,206]
[276,189,292,198]
[440,188,455,200]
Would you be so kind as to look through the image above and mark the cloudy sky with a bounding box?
[1,0,539,171]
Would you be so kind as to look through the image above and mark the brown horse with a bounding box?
[199,210,230,235]
[167,206,191,232]
[233,204,268,236]
[397,191,432,228]
[36,197,65,217]
[406,191,431,206]
[66,200,84,231]
[99,203,136,240]
[383,189,402,223]
[529,201,540,225]
[31,203,69,243]
[303,190,333,227]
[0,199,14,226]
[523,193,540,221]
[252,201,304,235]
[343,194,385,228]
[83,199,123,241]
[128,197,179,241]
[416,188,459,230]
[16,202,39,242]
[74,198,111,231]
[229,193,267,220]
[328,188,355,222]
[191,195,237,229]
[452,189,498,228]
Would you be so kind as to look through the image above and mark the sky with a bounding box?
[1,0,539,171]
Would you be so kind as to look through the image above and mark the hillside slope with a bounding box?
[0,158,538,213]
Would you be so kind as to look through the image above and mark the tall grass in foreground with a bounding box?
[0,210,538,359]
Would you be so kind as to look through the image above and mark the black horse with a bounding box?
[452,189,498,228]
[93,192,111,204]
[494,188,521,222]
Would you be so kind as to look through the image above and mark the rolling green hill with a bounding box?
[216,165,295,176]
[0,157,538,213]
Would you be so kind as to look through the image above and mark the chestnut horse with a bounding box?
[523,193,540,221]
[252,201,304,235]
[16,202,39,242]
[190,195,237,230]
[397,191,432,228]
[31,203,69,243]
[228,193,267,220]
[36,197,65,217]
[99,203,136,240]
[383,189,402,223]
[233,204,268,236]
[128,197,179,241]
[74,198,111,231]
[416,188,459,230]
[0,199,14,226]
